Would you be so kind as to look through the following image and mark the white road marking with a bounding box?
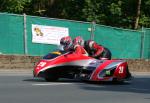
[129,87,150,91]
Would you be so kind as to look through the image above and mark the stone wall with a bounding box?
[0,55,40,69]
[0,55,150,72]
[127,59,150,72]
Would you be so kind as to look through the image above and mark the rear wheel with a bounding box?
[112,78,124,84]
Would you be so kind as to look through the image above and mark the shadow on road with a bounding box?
[23,78,82,83]
[78,76,150,94]
[23,78,46,82]
[23,75,150,94]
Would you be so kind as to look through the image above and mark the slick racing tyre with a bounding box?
[45,74,59,82]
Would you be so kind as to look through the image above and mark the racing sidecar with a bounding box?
[33,51,131,82]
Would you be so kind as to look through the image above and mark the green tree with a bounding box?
[134,0,141,29]
[0,0,150,29]
[139,0,150,27]
[0,0,31,13]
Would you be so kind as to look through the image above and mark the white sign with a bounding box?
[32,24,69,45]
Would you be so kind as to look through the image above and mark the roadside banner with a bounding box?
[32,24,69,45]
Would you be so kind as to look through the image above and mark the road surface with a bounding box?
[0,72,150,103]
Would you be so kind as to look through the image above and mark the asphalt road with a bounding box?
[0,72,150,103]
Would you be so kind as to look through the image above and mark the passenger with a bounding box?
[84,40,111,60]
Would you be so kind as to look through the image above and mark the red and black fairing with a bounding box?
[33,51,131,82]
[83,59,131,81]
[34,51,95,80]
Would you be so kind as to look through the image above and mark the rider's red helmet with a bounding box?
[73,36,84,46]
[86,40,95,49]
[60,36,72,50]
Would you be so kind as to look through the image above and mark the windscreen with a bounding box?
[42,51,67,59]
[43,53,59,59]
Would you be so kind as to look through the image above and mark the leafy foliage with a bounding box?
[0,0,150,29]
[0,0,31,13]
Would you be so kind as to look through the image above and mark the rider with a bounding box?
[60,36,73,52]
[60,36,88,56]
[72,36,88,56]
[84,40,111,60]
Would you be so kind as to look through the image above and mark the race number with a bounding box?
[37,62,46,67]
[119,66,124,74]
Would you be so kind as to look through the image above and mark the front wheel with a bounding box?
[45,74,59,82]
